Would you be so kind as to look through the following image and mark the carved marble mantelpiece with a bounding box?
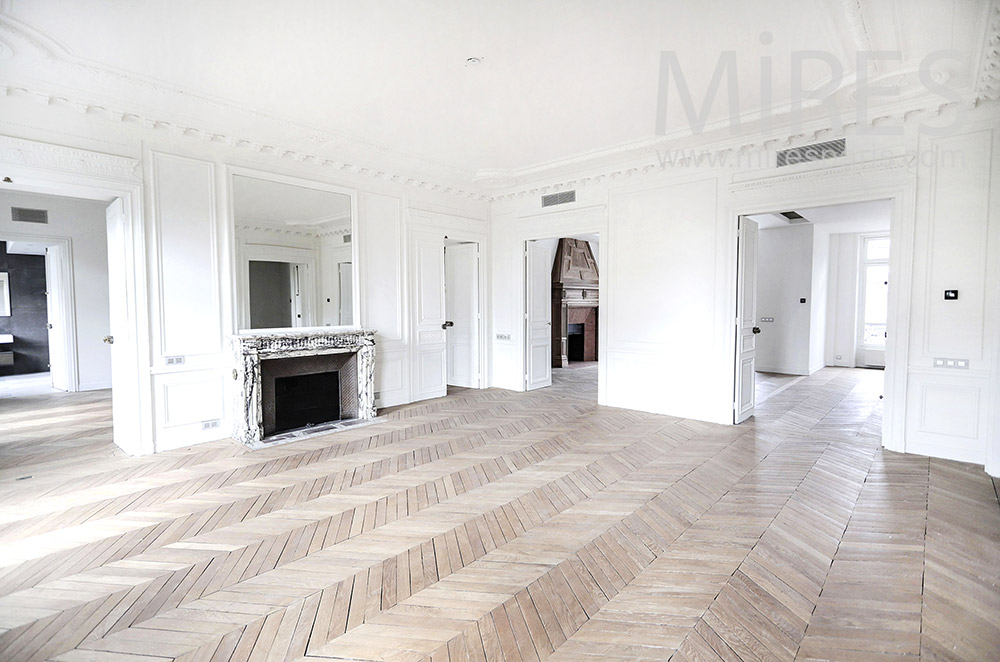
[231,327,377,446]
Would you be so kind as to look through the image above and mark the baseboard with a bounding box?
[78,380,112,391]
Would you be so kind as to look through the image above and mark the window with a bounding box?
[860,236,890,348]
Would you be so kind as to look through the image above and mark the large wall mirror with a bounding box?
[233,173,358,331]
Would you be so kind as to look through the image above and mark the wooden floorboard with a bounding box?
[0,366,997,661]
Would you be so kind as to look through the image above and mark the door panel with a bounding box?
[526,241,552,390]
[445,243,479,388]
[410,229,447,401]
[106,198,134,445]
[735,217,758,423]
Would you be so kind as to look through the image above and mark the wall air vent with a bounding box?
[776,138,846,168]
[780,211,810,224]
[342,233,351,244]
[541,190,576,207]
[11,207,48,224]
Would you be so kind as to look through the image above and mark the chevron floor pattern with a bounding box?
[0,366,997,661]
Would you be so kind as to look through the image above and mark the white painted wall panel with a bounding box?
[153,370,226,451]
[924,133,991,360]
[152,153,221,357]
[360,193,404,341]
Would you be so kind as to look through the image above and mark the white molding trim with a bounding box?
[0,134,139,182]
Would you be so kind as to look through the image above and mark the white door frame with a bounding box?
[728,156,916,453]
[516,206,606,397]
[0,136,153,455]
[0,231,79,390]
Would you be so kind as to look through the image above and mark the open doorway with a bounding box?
[735,199,892,420]
[525,233,601,399]
[0,191,113,399]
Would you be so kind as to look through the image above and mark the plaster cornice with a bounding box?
[0,133,140,181]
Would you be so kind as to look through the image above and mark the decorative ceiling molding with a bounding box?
[489,93,984,203]
[0,12,489,201]
[0,134,140,181]
[729,155,913,198]
[976,0,1000,102]
[236,222,318,239]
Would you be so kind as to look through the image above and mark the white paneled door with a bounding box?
[525,240,552,391]
[410,229,448,401]
[445,242,480,388]
[735,216,759,423]
[106,198,137,446]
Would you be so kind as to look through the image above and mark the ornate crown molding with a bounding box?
[976,0,1000,102]
[0,14,488,202]
[0,134,140,181]
[728,154,913,197]
[488,91,996,203]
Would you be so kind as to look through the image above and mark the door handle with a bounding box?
[103,335,115,344]
[752,327,761,334]
[441,321,454,329]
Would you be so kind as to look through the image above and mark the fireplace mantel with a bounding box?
[231,326,377,446]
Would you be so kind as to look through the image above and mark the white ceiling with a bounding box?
[233,175,351,226]
[749,198,891,233]
[0,0,991,189]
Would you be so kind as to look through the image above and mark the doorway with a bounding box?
[734,199,893,422]
[0,233,78,395]
[0,171,148,454]
[524,233,601,398]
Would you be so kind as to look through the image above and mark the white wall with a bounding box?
[756,224,816,376]
[810,227,830,373]
[0,190,112,390]
[825,233,861,367]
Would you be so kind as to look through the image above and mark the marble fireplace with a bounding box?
[231,327,377,447]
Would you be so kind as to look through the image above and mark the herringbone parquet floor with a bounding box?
[0,367,997,661]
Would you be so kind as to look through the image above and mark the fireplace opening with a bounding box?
[274,371,341,434]
[567,323,585,362]
[260,352,359,438]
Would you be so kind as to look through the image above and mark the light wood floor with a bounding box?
[0,367,997,661]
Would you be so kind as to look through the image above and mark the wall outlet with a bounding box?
[165,356,185,365]
[201,419,220,430]
[496,333,512,341]
[933,358,969,369]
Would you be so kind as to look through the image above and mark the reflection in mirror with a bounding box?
[234,175,355,330]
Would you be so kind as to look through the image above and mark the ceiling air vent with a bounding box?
[780,211,810,225]
[541,190,576,207]
[12,207,48,224]
[776,138,846,168]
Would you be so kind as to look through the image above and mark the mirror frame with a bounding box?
[227,166,360,332]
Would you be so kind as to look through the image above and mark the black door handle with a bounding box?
[442,321,454,329]
[752,327,761,334]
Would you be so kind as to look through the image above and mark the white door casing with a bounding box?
[410,228,448,401]
[735,216,759,423]
[445,242,480,388]
[525,240,552,391]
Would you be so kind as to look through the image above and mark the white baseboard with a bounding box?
[79,380,112,391]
